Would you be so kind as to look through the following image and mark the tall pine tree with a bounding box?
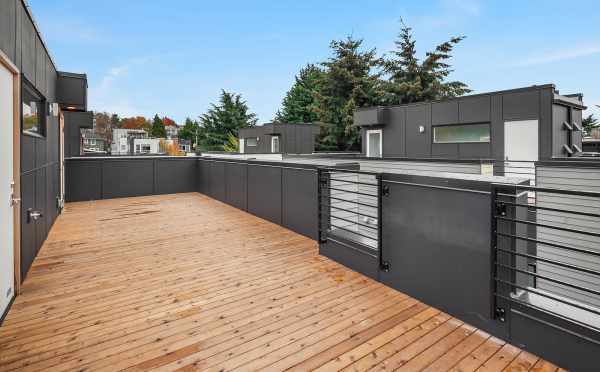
[383,19,470,104]
[315,37,384,151]
[200,90,257,151]
[149,114,166,138]
[275,64,324,124]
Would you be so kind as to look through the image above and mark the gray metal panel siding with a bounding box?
[34,167,46,251]
[491,94,503,160]
[35,136,46,168]
[282,168,318,239]
[21,134,35,172]
[432,101,458,125]
[20,4,35,83]
[540,88,553,160]
[552,105,569,157]
[382,107,405,157]
[155,159,196,195]
[35,35,46,96]
[458,143,491,159]
[225,162,248,210]
[20,172,35,281]
[459,95,491,123]
[571,109,583,153]
[247,164,282,224]
[0,0,16,61]
[46,54,56,102]
[405,105,431,157]
[57,74,87,108]
[432,143,458,158]
[14,0,21,69]
[102,160,154,199]
[503,90,539,120]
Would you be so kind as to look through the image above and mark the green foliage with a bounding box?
[200,90,258,151]
[274,64,324,124]
[382,19,470,104]
[222,132,240,152]
[314,37,384,151]
[583,114,599,137]
[179,118,199,140]
[149,114,166,138]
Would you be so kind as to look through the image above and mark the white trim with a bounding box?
[365,129,382,158]
[239,138,245,154]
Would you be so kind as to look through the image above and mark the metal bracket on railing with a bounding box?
[380,261,390,272]
[495,306,506,322]
[382,185,390,197]
[495,202,507,217]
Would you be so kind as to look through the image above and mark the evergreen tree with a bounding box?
[275,64,324,123]
[178,117,199,141]
[149,114,166,138]
[110,113,120,128]
[382,19,470,104]
[200,90,257,151]
[315,37,384,151]
[583,114,599,137]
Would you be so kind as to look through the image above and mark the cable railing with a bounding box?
[492,183,600,332]
[317,167,381,258]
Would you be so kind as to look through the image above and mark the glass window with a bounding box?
[246,137,258,147]
[433,124,490,144]
[22,81,46,136]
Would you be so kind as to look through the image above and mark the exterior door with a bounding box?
[239,138,245,154]
[504,120,538,184]
[271,136,280,153]
[0,55,18,318]
[366,129,382,158]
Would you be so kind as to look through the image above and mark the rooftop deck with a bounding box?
[0,193,561,371]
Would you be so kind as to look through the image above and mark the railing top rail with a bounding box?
[492,183,600,198]
[318,166,382,176]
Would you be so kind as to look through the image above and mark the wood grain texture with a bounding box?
[0,193,558,371]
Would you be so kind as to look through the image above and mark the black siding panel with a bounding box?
[382,107,405,157]
[20,6,35,83]
[21,134,36,173]
[503,90,539,120]
[459,95,491,123]
[432,101,458,125]
[225,162,247,211]
[405,105,431,157]
[0,0,16,61]
[282,168,318,239]
[101,160,154,199]
[20,172,35,281]
[155,159,196,194]
[34,168,46,253]
[65,160,102,202]
[208,161,226,202]
[247,165,282,224]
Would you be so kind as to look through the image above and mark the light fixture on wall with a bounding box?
[418,125,425,134]
[48,102,59,117]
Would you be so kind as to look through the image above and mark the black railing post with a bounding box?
[378,174,389,272]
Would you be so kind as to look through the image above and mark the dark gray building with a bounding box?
[0,0,90,316]
[354,84,586,161]
[238,123,320,154]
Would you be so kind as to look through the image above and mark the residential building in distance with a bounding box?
[111,128,148,155]
[238,123,320,154]
[81,128,107,154]
[132,138,161,155]
[165,122,180,139]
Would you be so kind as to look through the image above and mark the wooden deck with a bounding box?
[0,193,562,371]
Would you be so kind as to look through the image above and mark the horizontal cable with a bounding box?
[495,262,600,297]
[328,225,378,242]
[495,247,600,277]
[325,213,379,231]
[495,215,600,238]
[324,178,378,187]
[495,277,600,317]
[496,232,600,258]
[326,187,377,198]
[328,195,378,209]
[321,203,378,220]
[498,201,600,219]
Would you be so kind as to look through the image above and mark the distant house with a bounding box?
[178,139,192,153]
[132,138,161,155]
[238,123,320,154]
[80,129,107,154]
[111,128,148,155]
[165,123,180,139]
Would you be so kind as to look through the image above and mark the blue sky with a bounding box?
[30,0,600,124]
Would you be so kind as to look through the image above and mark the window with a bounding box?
[141,144,151,153]
[246,137,258,147]
[271,136,280,153]
[22,80,46,136]
[433,124,490,144]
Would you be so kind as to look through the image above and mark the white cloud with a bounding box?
[516,44,600,67]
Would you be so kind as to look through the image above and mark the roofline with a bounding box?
[356,84,557,111]
[21,0,57,71]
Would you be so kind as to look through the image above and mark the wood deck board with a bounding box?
[0,193,559,371]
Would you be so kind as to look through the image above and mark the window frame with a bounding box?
[21,78,47,138]
[432,123,491,144]
[246,137,258,147]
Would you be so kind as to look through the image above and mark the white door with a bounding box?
[366,129,382,158]
[504,120,538,184]
[271,136,280,153]
[0,62,15,316]
[239,138,245,154]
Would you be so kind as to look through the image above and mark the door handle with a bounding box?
[27,209,43,223]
